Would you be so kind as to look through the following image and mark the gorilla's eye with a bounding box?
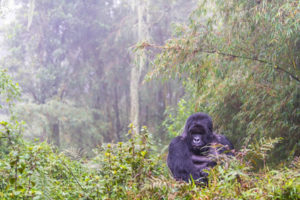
[192,131,204,135]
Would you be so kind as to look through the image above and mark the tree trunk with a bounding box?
[130,64,140,133]
[104,84,114,142]
[130,0,149,134]
[51,121,60,147]
[113,86,121,140]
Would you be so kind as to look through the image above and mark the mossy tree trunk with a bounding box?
[130,0,150,133]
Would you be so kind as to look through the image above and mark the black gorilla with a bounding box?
[167,113,234,183]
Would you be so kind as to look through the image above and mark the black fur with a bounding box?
[167,113,234,183]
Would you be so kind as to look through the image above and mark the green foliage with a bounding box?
[152,0,300,163]
[0,69,20,108]
[0,120,23,155]
[89,124,169,199]
[0,69,22,154]
[0,141,91,199]
[163,99,191,137]
[0,124,299,199]
[197,153,300,200]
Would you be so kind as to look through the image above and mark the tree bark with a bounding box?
[113,86,121,140]
[51,121,60,147]
[130,0,149,134]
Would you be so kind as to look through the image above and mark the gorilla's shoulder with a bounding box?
[169,136,187,149]
[169,136,184,145]
[213,133,234,150]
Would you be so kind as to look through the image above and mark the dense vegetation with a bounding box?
[151,0,300,163]
[0,0,299,199]
[0,116,299,199]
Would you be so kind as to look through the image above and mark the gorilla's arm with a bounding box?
[191,155,215,169]
[213,133,234,155]
[167,136,205,182]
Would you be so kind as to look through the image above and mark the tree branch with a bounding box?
[196,49,300,83]
[143,43,300,83]
[60,159,92,199]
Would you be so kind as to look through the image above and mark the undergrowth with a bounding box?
[0,124,299,200]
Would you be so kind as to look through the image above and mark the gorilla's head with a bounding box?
[182,113,214,154]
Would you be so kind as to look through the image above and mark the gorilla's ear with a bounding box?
[182,122,189,137]
[181,130,187,138]
[181,117,191,138]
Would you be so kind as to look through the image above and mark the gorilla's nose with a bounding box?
[193,138,201,143]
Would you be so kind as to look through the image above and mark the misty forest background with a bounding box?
[0,0,299,199]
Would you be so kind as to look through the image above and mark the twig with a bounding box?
[144,43,300,83]
[197,49,300,83]
[60,159,92,199]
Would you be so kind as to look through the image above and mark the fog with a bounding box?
[0,0,197,151]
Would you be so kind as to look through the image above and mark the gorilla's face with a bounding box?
[185,113,214,154]
[189,125,212,151]
[190,129,206,148]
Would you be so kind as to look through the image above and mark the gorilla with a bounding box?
[167,113,234,183]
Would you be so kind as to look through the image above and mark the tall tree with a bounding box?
[1,0,197,149]
[129,0,150,133]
